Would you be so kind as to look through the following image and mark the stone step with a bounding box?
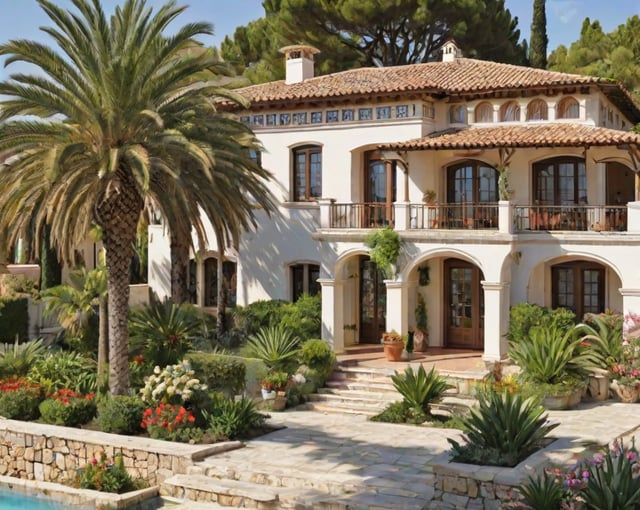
[162,474,351,510]
[304,401,385,416]
[324,379,397,393]
[191,461,365,496]
[310,390,400,407]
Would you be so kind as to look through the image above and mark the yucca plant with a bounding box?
[245,325,301,371]
[519,471,566,510]
[205,395,267,440]
[509,324,595,386]
[391,365,451,416]
[448,390,558,467]
[0,338,46,377]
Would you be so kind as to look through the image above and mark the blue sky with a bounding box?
[0,0,638,79]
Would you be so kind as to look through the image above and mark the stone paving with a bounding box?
[190,401,640,508]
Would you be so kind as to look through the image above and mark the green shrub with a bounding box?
[28,350,97,394]
[370,401,426,424]
[76,453,138,493]
[366,227,400,279]
[97,396,146,435]
[391,365,451,416]
[186,351,246,397]
[205,395,267,440]
[0,378,42,420]
[0,297,29,344]
[129,299,204,366]
[245,325,301,372]
[280,294,322,341]
[448,391,558,467]
[508,323,594,385]
[0,338,46,378]
[39,389,97,427]
[233,299,289,337]
[300,339,335,370]
[507,303,576,343]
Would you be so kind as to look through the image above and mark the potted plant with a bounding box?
[366,227,401,279]
[261,371,289,401]
[414,292,428,352]
[422,189,437,205]
[508,323,593,410]
[382,330,404,362]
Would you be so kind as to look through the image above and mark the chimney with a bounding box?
[280,45,320,85]
[441,40,462,62]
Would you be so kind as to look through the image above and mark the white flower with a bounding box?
[153,366,161,375]
[293,374,306,384]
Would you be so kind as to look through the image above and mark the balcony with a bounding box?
[318,199,637,234]
[514,205,627,232]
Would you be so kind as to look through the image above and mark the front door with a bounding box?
[444,259,484,349]
[359,257,386,343]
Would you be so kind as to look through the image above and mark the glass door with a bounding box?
[444,259,484,349]
[365,152,396,227]
[359,257,386,343]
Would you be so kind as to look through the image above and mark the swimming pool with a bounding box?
[0,487,65,509]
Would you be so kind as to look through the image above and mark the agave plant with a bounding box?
[245,325,301,371]
[391,365,451,416]
[577,313,624,370]
[508,323,595,385]
[518,471,566,509]
[448,390,558,467]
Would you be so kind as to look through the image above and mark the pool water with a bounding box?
[0,489,64,509]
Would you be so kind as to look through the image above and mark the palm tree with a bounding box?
[0,0,274,394]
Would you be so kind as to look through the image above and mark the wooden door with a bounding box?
[359,257,386,343]
[444,259,484,349]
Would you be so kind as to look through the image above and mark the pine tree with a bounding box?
[529,0,548,68]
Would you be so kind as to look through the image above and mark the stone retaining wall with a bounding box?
[0,419,242,485]
[429,438,578,509]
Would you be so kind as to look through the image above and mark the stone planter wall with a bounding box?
[429,438,577,509]
[0,419,241,485]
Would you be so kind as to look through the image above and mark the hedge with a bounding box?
[186,351,247,397]
[0,297,29,343]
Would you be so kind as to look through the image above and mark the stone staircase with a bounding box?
[305,360,486,416]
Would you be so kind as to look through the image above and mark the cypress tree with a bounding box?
[529,0,548,68]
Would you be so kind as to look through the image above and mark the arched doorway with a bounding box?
[551,260,605,319]
[444,258,484,349]
[359,256,386,343]
[365,151,396,227]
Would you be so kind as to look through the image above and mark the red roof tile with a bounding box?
[379,123,640,150]
[235,58,640,122]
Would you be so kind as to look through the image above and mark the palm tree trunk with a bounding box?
[97,292,108,391]
[96,167,143,395]
[170,230,189,304]
[214,225,226,337]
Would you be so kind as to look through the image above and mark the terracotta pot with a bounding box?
[588,373,610,401]
[614,383,640,403]
[383,340,404,361]
[272,394,287,411]
[542,387,583,410]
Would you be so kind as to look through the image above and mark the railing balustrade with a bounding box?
[409,203,499,230]
[330,203,394,228]
[514,205,627,232]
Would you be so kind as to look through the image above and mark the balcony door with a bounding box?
[444,259,484,350]
[359,257,386,343]
[447,160,498,227]
[365,152,396,227]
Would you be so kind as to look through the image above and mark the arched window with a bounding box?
[552,261,605,319]
[474,102,493,123]
[533,157,586,205]
[557,97,580,119]
[449,104,467,124]
[292,145,322,201]
[499,101,520,122]
[291,263,320,302]
[447,160,498,204]
[526,99,548,121]
[203,258,237,307]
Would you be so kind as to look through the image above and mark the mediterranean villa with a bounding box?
[148,41,640,362]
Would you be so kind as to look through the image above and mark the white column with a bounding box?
[498,200,514,234]
[481,281,509,361]
[385,280,409,336]
[317,198,335,228]
[621,288,640,319]
[394,202,411,230]
[626,202,640,233]
[319,278,344,352]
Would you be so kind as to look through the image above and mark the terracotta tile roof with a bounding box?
[235,58,640,122]
[378,123,640,150]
